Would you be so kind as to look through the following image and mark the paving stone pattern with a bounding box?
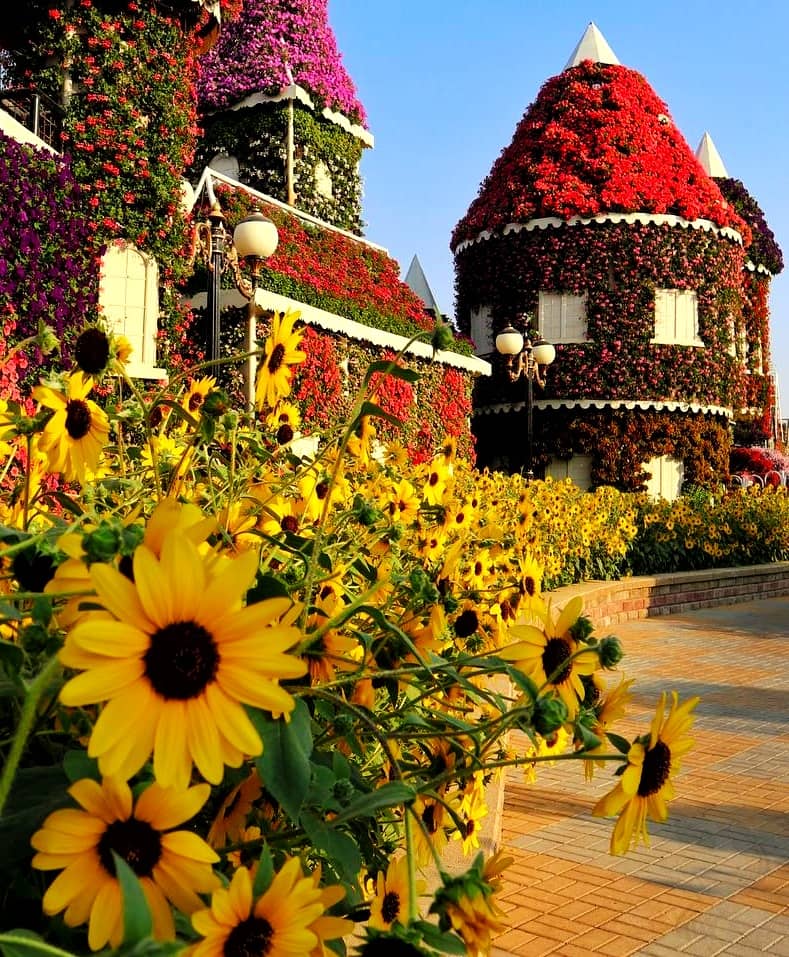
[492,597,789,956]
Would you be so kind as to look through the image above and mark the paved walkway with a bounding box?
[493,597,789,956]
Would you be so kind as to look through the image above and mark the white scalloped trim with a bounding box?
[255,289,491,376]
[216,86,374,147]
[474,397,733,418]
[745,260,773,276]
[454,212,743,253]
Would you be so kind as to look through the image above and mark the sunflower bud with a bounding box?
[202,389,230,418]
[430,320,454,354]
[83,523,122,564]
[533,694,569,736]
[598,635,624,669]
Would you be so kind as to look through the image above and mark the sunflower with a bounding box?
[500,596,599,719]
[181,376,217,417]
[207,770,263,848]
[31,777,219,952]
[191,860,329,957]
[255,309,306,411]
[33,373,110,484]
[73,326,112,376]
[431,851,510,957]
[582,676,635,781]
[59,529,308,789]
[592,691,699,855]
[369,854,424,930]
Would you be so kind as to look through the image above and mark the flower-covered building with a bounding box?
[195,0,373,234]
[454,23,783,493]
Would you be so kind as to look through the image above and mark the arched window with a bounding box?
[99,242,164,378]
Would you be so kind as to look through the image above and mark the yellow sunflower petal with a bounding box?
[204,683,263,755]
[152,700,191,789]
[133,544,172,630]
[153,861,207,915]
[42,856,107,916]
[88,876,121,951]
[90,563,153,633]
[136,782,211,832]
[195,549,260,625]
[161,830,220,864]
[69,619,150,659]
[554,596,583,637]
[160,532,207,623]
[216,666,297,714]
[68,779,116,822]
[186,695,225,784]
[37,808,105,837]
[141,877,175,941]
[60,658,145,707]
[31,828,100,856]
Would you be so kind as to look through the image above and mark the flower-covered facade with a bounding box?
[453,25,781,493]
[195,0,371,234]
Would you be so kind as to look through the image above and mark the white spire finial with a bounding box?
[564,22,620,70]
[695,132,729,178]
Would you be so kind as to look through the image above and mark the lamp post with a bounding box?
[495,325,556,481]
[198,203,279,409]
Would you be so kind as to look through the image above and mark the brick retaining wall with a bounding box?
[549,562,789,628]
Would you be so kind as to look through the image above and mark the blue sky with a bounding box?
[330,0,789,420]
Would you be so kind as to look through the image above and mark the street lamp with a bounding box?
[197,201,279,408]
[495,325,556,481]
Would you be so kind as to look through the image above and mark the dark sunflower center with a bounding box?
[144,620,220,700]
[454,609,479,638]
[542,637,573,684]
[224,916,274,957]
[97,818,162,878]
[280,515,298,533]
[381,890,401,924]
[188,391,205,412]
[421,804,438,834]
[637,739,672,796]
[275,423,294,444]
[428,472,439,487]
[65,399,92,440]
[74,327,110,374]
[523,575,537,597]
[315,481,329,500]
[267,343,286,373]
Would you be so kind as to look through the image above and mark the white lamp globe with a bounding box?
[495,325,524,356]
[233,213,279,260]
[531,339,556,366]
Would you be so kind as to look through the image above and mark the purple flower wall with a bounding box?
[197,0,367,124]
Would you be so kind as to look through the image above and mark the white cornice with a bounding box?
[474,397,733,418]
[453,212,744,254]
[210,85,374,147]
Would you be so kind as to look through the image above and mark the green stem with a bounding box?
[403,808,419,922]
[0,656,61,817]
[0,935,77,957]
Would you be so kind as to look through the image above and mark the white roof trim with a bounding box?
[255,289,490,376]
[695,132,729,178]
[192,167,389,253]
[0,106,57,154]
[207,85,374,147]
[453,211,744,253]
[745,260,773,276]
[475,397,733,419]
[565,23,620,69]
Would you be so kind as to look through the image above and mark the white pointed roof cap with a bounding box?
[405,255,441,315]
[695,132,729,178]
[565,22,620,69]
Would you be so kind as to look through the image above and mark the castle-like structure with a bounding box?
[453,24,783,493]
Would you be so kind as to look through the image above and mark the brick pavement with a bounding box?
[492,597,789,956]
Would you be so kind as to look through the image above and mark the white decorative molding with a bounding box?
[0,106,57,154]
[194,167,389,253]
[255,289,491,376]
[454,212,744,253]
[474,397,733,418]
[745,260,773,276]
[215,85,374,147]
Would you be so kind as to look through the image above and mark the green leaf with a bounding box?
[357,401,403,429]
[0,930,75,957]
[252,843,274,898]
[413,921,467,955]
[0,602,22,621]
[0,767,71,877]
[606,732,633,755]
[331,781,415,825]
[0,639,24,673]
[63,750,101,784]
[575,723,602,752]
[250,699,313,822]
[332,749,350,780]
[114,854,153,945]
[506,666,539,700]
[300,813,361,884]
[362,360,420,385]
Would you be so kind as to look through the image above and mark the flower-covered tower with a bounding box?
[195,0,372,234]
[453,23,757,493]
[695,132,785,445]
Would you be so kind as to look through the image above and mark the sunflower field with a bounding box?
[0,314,707,956]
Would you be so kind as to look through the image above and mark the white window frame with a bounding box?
[545,455,592,489]
[537,292,587,343]
[469,305,494,356]
[652,289,702,346]
[644,455,684,501]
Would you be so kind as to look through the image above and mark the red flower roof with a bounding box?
[452,60,748,250]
